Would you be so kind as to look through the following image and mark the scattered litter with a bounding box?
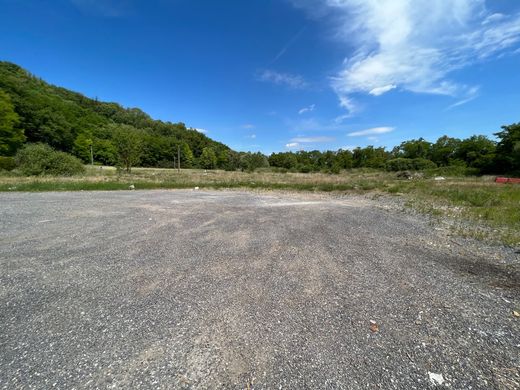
[194,186,199,190]
[428,372,445,385]
[513,310,520,318]
[129,184,135,190]
[434,176,446,181]
[369,320,379,333]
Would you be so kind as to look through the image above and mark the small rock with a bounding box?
[428,372,445,385]
[513,310,520,318]
[129,184,135,190]
[194,186,199,190]
[369,320,379,333]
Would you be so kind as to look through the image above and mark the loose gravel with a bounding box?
[0,190,519,389]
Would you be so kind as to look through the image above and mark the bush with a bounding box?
[412,158,437,170]
[0,156,16,171]
[15,144,85,176]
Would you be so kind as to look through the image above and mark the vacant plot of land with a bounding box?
[0,190,519,389]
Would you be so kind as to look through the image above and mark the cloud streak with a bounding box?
[286,135,335,149]
[347,127,394,137]
[298,104,315,114]
[291,136,335,143]
[257,69,308,89]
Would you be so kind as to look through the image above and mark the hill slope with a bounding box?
[0,61,230,166]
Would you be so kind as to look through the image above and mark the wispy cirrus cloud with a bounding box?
[347,127,394,137]
[257,69,308,89]
[291,136,335,143]
[298,104,315,114]
[286,135,335,149]
[192,128,208,134]
[291,0,520,115]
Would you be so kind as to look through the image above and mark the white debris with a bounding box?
[129,184,135,190]
[194,186,199,190]
[434,176,446,181]
[428,372,445,385]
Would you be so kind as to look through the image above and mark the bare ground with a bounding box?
[0,190,519,389]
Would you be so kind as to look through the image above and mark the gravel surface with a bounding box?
[0,190,519,389]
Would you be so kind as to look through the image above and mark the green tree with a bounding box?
[456,135,496,172]
[239,152,269,172]
[111,124,143,172]
[0,90,25,155]
[73,132,93,163]
[429,136,461,166]
[395,138,432,159]
[181,142,194,168]
[217,149,230,170]
[199,147,217,169]
[494,123,520,173]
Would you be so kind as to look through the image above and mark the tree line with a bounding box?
[0,61,518,175]
[268,127,519,175]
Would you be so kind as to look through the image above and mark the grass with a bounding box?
[1,166,519,246]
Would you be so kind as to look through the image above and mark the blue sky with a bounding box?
[1,0,520,154]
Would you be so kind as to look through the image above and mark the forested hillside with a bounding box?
[0,61,230,167]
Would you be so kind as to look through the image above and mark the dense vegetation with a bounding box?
[268,130,519,175]
[14,143,85,176]
[0,61,518,175]
[0,61,231,169]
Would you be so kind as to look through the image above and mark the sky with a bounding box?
[1,0,520,154]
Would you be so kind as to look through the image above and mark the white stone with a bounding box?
[428,372,445,385]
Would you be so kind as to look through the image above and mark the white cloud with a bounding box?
[257,69,308,89]
[290,136,335,143]
[286,142,300,148]
[446,86,480,109]
[242,124,255,129]
[347,127,394,137]
[193,128,208,134]
[246,134,257,139]
[482,13,505,25]
[298,104,316,114]
[292,0,520,111]
[369,84,396,96]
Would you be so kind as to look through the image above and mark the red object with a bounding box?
[495,177,520,184]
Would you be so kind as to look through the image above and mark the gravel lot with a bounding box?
[1,190,519,389]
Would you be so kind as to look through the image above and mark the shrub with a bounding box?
[412,158,437,170]
[386,158,414,171]
[0,156,16,171]
[15,144,85,176]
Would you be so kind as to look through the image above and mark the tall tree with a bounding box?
[181,142,194,168]
[199,147,217,169]
[111,124,143,172]
[0,90,25,155]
